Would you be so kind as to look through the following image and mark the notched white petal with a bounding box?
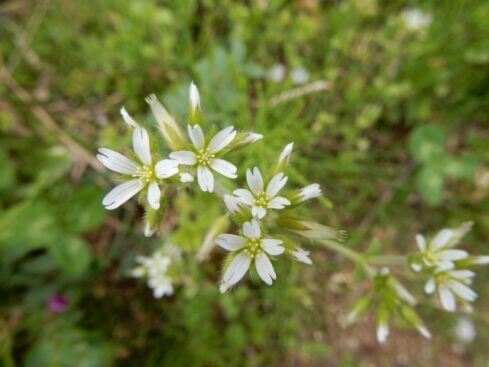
[246,167,264,194]
[155,159,179,178]
[210,158,237,178]
[208,126,236,153]
[97,148,138,175]
[132,128,152,165]
[102,179,144,210]
[147,181,161,210]
[188,124,205,149]
[170,151,196,165]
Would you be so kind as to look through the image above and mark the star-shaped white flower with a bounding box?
[217,219,285,292]
[169,124,237,192]
[424,269,477,312]
[233,167,290,218]
[97,127,178,210]
[411,228,469,272]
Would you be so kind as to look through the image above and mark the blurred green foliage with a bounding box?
[1,0,488,366]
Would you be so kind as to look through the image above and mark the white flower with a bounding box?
[291,247,312,265]
[268,63,286,83]
[97,123,179,210]
[170,124,237,192]
[277,142,293,170]
[233,167,290,219]
[131,252,174,298]
[290,67,310,85]
[455,316,476,344]
[189,81,200,110]
[295,183,321,203]
[424,269,477,312]
[217,219,285,292]
[402,8,433,31]
[377,323,389,344]
[412,229,469,271]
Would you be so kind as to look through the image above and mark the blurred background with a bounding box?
[1,0,488,366]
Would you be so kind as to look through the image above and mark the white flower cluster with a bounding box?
[98,83,262,222]
[217,143,322,292]
[131,246,181,298]
[411,222,489,312]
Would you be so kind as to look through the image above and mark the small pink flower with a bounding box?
[47,294,69,313]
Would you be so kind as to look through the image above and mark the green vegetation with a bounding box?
[1,1,488,366]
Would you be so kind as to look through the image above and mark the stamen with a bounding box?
[243,238,262,258]
[196,148,215,166]
[134,165,154,184]
[254,192,270,208]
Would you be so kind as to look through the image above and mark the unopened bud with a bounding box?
[146,94,187,150]
[188,82,203,125]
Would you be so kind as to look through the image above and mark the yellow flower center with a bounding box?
[254,191,269,208]
[134,165,154,184]
[243,238,262,258]
[196,148,215,166]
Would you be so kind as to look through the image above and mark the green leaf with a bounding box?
[416,167,444,206]
[25,326,113,367]
[440,156,478,179]
[61,186,107,233]
[49,236,92,275]
[408,125,446,163]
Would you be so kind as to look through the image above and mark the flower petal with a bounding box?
[216,234,246,251]
[102,179,144,210]
[416,234,426,252]
[266,173,288,197]
[233,189,254,205]
[221,252,251,290]
[147,181,161,210]
[97,148,138,175]
[291,247,312,265]
[262,239,285,256]
[243,219,261,239]
[154,159,179,178]
[424,278,436,294]
[179,173,194,183]
[208,126,236,153]
[251,206,267,219]
[188,124,205,149]
[169,151,196,165]
[132,128,152,165]
[246,167,263,194]
[197,165,214,192]
[449,280,477,301]
[268,196,290,209]
[437,249,469,261]
[439,285,456,312]
[255,253,276,285]
[431,229,453,249]
[450,270,476,279]
[210,158,237,178]
[120,107,140,128]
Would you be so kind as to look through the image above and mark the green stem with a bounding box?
[368,255,407,266]
[316,239,376,277]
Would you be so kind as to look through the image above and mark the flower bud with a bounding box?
[225,132,263,152]
[188,82,203,125]
[272,142,293,174]
[145,94,187,150]
[346,294,373,325]
[277,216,346,242]
[289,183,321,205]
